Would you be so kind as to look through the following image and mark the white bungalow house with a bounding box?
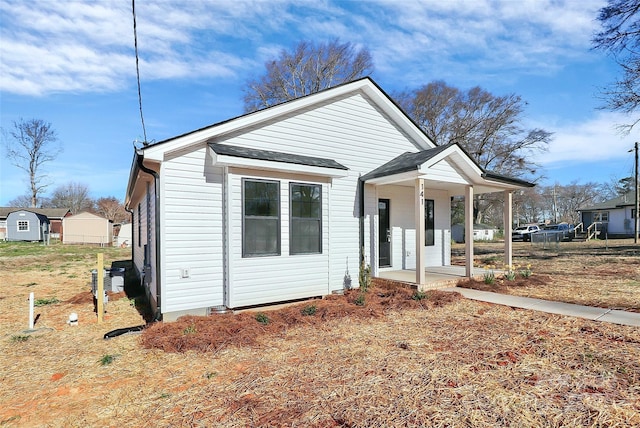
[125,78,533,321]
[578,191,637,238]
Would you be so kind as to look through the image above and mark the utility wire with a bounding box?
[132,0,148,145]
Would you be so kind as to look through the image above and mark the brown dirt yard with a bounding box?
[0,239,639,427]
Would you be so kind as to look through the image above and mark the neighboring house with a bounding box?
[0,207,70,240]
[6,209,50,241]
[125,77,533,321]
[451,224,499,243]
[62,211,113,245]
[578,191,637,238]
[116,223,132,247]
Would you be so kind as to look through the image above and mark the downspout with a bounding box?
[359,177,365,264]
[136,151,162,321]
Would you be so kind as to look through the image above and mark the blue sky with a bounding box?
[1,0,638,205]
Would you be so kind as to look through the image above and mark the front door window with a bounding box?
[378,199,391,267]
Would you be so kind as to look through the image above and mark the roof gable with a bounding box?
[6,209,49,222]
[65,211,109,221]
[141,78,436,161]
[1,207,70,220]
[361,143,534,191]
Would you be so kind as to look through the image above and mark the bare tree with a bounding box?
[593,0,640,132]
[396,81,551,177]
[4,119,62,207]
[395,81,552,223]
[8,194,37,208]
[96,197,129,223]
[244,39,373,112]
[49,182,93,214]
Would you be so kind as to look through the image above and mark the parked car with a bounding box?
[540,223,574,241]
[512,225,540,242]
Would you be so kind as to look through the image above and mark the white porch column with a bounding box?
[415,178,425,285]
[503,190,513,268]
[465,185,474,277]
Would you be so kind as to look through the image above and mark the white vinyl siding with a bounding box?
[376,186,451,271]
[421,159,469,185]
[227,171,330,308]
[161,148,225,313]
[220,92,423,294]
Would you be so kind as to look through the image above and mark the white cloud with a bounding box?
[0,0,285,96]
[0,0,608,96]
[541,111,639,165]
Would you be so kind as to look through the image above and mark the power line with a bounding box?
[132,0,148,145]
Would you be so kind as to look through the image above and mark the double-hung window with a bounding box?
[17,220,29,232]
[290,183,322,254]
[243,179,280,257]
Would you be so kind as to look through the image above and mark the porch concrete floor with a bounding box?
[377,266,485,289]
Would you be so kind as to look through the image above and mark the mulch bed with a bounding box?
[141,281,461,353]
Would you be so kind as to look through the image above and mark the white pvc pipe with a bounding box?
[29,292,34,330]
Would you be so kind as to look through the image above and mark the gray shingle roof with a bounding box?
[360,144,453,181]
[579,191,636,211]
[360,143,535,188]
[209,142,348,170]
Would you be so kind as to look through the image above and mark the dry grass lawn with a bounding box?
[0,239,639,427]
[456,239,640,312]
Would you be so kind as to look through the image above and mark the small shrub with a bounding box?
[301,305,317,316]
[504,265,516,281]
[183,324,197,335]
[255,313,269,325]
[11,335,30,343]
[412,291,428,301]
[520,264,533,278]
[359,257,372,292]
[34,297,60,306]
[100,354,116,366]
[483,266,496,285]
[354,293,366,306]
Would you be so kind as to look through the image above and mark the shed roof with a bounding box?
[208,143,348,170]
[0,207,71,219]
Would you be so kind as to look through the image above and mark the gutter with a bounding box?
[135,151,163,321]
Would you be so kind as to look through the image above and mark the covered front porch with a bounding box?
[361,143,534,289]
[377,265,487,290]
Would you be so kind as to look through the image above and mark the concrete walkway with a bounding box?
[443,287,640,327]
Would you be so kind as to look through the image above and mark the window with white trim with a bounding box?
[290,183,322,254]
[594,211,609,222]
[17,220,29,232]
[243,179,280,257]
